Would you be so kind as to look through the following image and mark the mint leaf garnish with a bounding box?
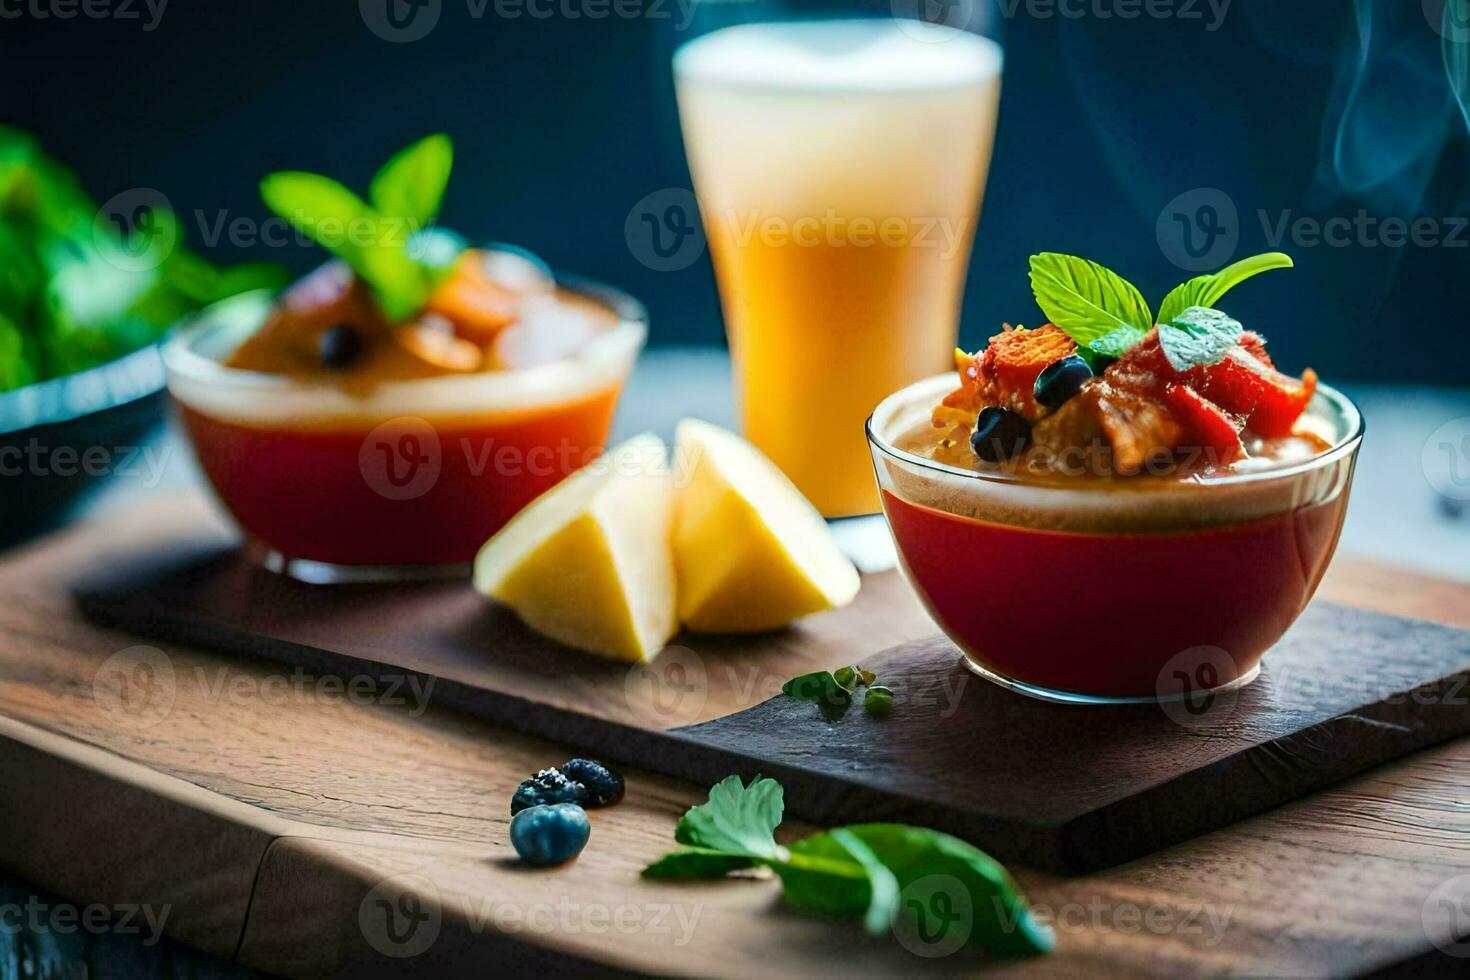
[260,135,458,324]
[1086,325,1148,360]
[1028,253,1152,346]
[370,133,453,227]
[259,171,433,323]
[832,666,858,693]
[856,667,876,687]
[1157,252,1292,326]
[1158,306,1243,373]
[644,777,1053,958]
[673,775,784,860]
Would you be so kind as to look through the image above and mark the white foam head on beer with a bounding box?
[674,20,1003,216]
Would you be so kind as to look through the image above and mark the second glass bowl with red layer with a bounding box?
[867,374,1363,705]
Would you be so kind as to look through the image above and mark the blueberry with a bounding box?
[317,324,362,368]
[510,768,588,815]
[510,803,590,866]
[1033,354,1093,409]
[971,407,1032,463]
[560,758,625,807]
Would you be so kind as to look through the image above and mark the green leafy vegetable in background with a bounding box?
[260,133,459,324]
[643,775,1053,958]
[0,125,287,394]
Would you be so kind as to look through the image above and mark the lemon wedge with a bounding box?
[473,433,677,661]
[673,418,861,632]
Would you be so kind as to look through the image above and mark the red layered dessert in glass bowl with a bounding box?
[163,136,646,581]
[867,251,1362,704]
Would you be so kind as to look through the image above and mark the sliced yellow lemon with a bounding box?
[473,433,677,661]
[673,418,861,633]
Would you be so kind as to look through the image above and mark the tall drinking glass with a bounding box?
[674,19,1002,516]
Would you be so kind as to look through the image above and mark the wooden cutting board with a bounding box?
[73,516,1470,874]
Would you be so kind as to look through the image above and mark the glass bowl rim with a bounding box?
[865,371,1365,491]
[162,270,648,397]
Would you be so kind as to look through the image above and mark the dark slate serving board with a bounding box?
[75,547,1470,873]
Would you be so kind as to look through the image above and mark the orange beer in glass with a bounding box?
[674,19,1002,515]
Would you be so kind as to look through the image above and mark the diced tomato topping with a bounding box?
[1248,365,1317,436]
[1237,330,1273,368]
[932,324,1076,429]
[1161,382,1245,464]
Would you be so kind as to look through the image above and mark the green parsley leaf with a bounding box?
[643,777,1052,958]
[370,133,453,228]
[782,670,854,719]
[856,667,876,687]
[864,686,895,717]
[1157,252,1293,326]
[1158,306,1243,373]
[1028,253,1152,346]
[640,847,757,880]
[834,824,1054,957]
[673,775,784,860]
[832,666,858,692]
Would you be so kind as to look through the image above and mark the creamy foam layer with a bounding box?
[674,20,1002,93]
[675,21,1003,229]
[870,374,1362,534]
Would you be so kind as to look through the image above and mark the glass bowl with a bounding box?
[164,275,646,582]
[867,373,1364,704]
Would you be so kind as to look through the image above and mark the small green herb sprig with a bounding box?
[259,133,462,323]
[642,775,1052,958]
[1027,251,1292,373]
[782,666,892,719]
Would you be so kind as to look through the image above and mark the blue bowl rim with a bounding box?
[0,343,166,438]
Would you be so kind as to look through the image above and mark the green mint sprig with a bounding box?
[1026,251,1293,366]
[259,133,459,323]
[642,775,1053,958]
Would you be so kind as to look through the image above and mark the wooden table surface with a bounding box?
[2,492,1469,976]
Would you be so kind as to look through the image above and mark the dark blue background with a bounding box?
[2,0,1466,382]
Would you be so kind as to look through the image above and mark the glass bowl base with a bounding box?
[959,657,1262,706]
[259,549,471,585]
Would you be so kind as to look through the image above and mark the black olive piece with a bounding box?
[971,406,1032,463]
[1033,354,1094,409]
[317,324,363,368]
